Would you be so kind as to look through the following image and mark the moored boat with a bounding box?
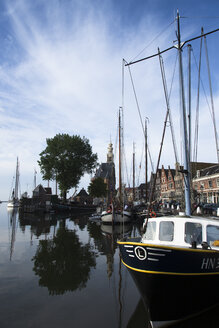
[118,214,219,326]
[101,209,132,223]
[8,157,20,209]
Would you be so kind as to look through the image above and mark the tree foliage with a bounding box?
[38,134,97,198]
[88,177,107,198]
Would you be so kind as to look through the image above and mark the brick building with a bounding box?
[151,162,216,203]
[192,165,219,203]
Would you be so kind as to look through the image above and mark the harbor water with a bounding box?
[0,203,218,328]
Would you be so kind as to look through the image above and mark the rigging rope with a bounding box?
[159,50,179,163]
[130,20,175,63]
[193,30,203,163]
[203,30,219,162]
[126,63,154,172]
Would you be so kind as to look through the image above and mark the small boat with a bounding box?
[118,11,219,327]
[88,213,102,221]
[8,157,20,208]
[101,208,132,223]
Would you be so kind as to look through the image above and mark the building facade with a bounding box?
[147,162,217,205]
[192,165,219,204]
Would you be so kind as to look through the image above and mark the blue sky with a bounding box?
[0,0,219,200]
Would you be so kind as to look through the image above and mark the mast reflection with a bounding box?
[8,208,18,260]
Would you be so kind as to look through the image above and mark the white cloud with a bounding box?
[0,0,218,200]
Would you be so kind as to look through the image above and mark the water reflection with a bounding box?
[126,299,151,328]
[87,221,133,278]
[32,219,96,295]
[2,206,219,327]
[127,298,219,328]
[19,212,58,238]
[8,208,18,260]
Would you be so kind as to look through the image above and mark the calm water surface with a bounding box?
[0,203,218,328]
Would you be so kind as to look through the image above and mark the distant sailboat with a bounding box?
[8,157,20,208]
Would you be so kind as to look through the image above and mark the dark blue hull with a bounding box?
[118,238,219,322]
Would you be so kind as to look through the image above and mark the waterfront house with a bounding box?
[192,164,219,203]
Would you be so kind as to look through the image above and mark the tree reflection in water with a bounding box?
[32,220,96,295]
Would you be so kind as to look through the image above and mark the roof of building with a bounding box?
[76,188,89,197]
[33,184,46,193]
[169,168,176,178]
[199,164,219,177]
[190,162,217,177]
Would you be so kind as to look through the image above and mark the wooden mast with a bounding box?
[119,107,122,204]
[177,10,191,215]
[133,142,135,202]
[145,118,148,203]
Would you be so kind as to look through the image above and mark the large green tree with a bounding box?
[88,177,107,198]
[38,134,97,199]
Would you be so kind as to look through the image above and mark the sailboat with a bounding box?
[101,108,132,223]
[118,11,219,327]
[8,157,20,208]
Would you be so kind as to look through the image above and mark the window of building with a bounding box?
[159,221,174,241]
[184,222,202,245]
[217,178,219,187]
[209,180,213,188]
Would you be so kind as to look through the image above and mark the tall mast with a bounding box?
[187,44,192,162]
[119,107,122,203]
[34,168,37,189]
[145,118,148,203]
[177,10,191,215]
[14,157,19,200]
[133,142,135,202]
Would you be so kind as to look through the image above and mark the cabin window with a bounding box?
[144,221,156,240]
[159,221,174,241]
[207,225,219,244]
[184,222,202,245]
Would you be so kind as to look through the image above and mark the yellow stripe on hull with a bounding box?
[121,259,219,276]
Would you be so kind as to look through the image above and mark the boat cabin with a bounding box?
[142,216,219,250]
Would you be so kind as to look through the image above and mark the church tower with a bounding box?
[107,142,114,163]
